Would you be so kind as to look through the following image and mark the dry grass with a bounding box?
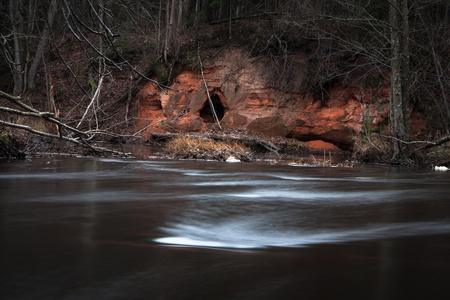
[163,135,251,161]
[164,135,249,153]
[352,133,393,162]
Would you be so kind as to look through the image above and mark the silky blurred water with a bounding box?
[1,156,450,299]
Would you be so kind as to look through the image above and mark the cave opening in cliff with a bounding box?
[199,94,225,123]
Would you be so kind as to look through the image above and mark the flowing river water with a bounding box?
[1,156,450,299]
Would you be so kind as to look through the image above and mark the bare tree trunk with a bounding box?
[389,0,410,159]
[229,0,232,39]
[194,0,200,40]
[163,0,171,63]
[163,0,188,62]
[169,0,179,58]
[9,0,25,95]
[97,0,105,107]
[22,0,38,93]
[27,0,58,91]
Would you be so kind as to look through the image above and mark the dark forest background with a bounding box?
[0,0,449,160]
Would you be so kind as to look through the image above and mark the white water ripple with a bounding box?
[155,221,450,249]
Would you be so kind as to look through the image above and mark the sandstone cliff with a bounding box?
[136,47,425,151]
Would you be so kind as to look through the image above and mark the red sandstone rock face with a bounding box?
[136,48,425,150]
[305,140,341,151]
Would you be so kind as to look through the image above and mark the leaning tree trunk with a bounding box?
[389,0,410,159]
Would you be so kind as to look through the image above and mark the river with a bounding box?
[1,156,450,299]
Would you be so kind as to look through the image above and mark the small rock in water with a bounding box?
[226,155,240,163]
[434,166,449,171]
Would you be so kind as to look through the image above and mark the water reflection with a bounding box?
[1,157,450,299]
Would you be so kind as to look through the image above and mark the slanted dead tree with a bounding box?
[198,50,222,130]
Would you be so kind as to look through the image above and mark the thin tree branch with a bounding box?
[381,134,450,149]
[0,106,54,118]
[198,47,222,130]
[0,120,128,156]
[77,75,104,128]
[0,90,88,137]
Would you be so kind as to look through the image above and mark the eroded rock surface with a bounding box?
[136,48,425,150]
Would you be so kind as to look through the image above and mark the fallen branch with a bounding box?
[0,90,88,137]
[1,120,66,140]
[198,47,222,130]
[0,120,128,156]
[0,106,54,118]
[0,90,41,113]
[0,89,128,156]
[0,105,88,137]
[381,134,450,150]
[422,135,450,149]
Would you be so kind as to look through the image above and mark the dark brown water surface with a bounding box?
[1,157,450,299]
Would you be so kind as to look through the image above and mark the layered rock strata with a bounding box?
[136,49,424,150]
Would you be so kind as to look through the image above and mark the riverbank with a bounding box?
[0,128,351,165]
[2,128,449,169]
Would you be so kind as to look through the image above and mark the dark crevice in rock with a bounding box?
[200,93,226,123]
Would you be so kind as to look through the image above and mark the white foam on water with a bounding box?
[225,189,405,204]
[188,180,273,186]
[97,158,150,164]
[154,237,254,249]
[155,221,450,250]
[271,174,422,184]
